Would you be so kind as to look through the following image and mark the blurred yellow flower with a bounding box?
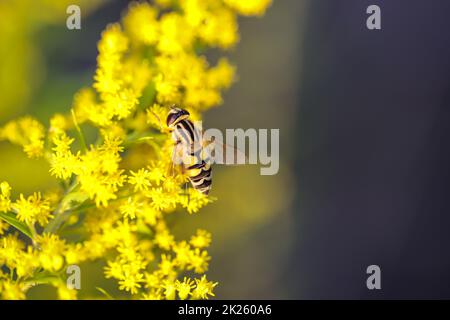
[0,117,45,158]
[0,279,26,300]
[0,0,271,300]
[223,0,273,16]
[190,229,212,248]
[0,182,12,212]
[37,233,66,272]
[123,2,159,46]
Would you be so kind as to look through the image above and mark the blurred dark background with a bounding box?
[291,0,450,299]
[2,0,450,299]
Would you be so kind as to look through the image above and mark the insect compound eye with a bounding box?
[166,108,190,127]
[166,113,179,127]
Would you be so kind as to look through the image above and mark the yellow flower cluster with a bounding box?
[0,0,271,300]
[0,117,45,158]
[13,192,52,226]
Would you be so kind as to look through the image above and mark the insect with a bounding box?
[166,107,213,195]
[150,105,246,196]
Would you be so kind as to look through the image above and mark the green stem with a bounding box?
[44,181,79,234]
[44,191,135,234]
[44,209,72,234]
[123,131,166,147]
[96,287,114,300]
[71,109,87,152]
[27,223,38,246]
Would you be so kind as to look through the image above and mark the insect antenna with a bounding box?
[148,109,164,132]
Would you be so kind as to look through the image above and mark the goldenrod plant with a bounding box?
[0,0,271,300]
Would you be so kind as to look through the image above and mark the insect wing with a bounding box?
[204,139,247,165]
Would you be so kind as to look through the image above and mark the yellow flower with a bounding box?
[191,275,218,300]
[154,73,181,104]
[120,197,142,219]
[15,247,39,278]
[118,271,144,295]
[223,0,272,16]
[65,243,85,265]
[57,282,78,300]
[188,248,211,274]
[157,13,194,54]
[75,141,126,207]
[197,6,239,49]
[1,279,26,300]
[100,135,124,155]
[173,241,192,268]
[49,132,79,180]
[148,165,166,185]
[13,192,52,226]
[123,2,159,45]
[147,187,177,211]
[155,229,175,250]
[180,188,214,214]
[158,254,175,276]
[142,290,163,300]
[0,181,11,197]
[146,103,168,131]
[176,277,195,300]
[207,58,235,89]
[49,113,71,133]
[36,233,66,272]
[0,181,12,212]
[72,87,98,124]
[139,206,161,226]
[49,152,79,180]
[190,229,212,248]
[161,279,177,300]
[51,132,74,154]
[117,245,147,270]
[144,271,161,290]
[128,168,152,191]
[0,234,25,269]
[105,89,139,120]
[0,116,45,158]
[105,260,123,279]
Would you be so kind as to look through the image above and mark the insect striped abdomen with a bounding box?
[188,162,212,195]
[167,107,213,195]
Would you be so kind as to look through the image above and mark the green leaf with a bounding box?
[138,81,156,110]
[26,272,60,285]
[0,211,33,239]
[61,191,89,210]
[71,109,87,152]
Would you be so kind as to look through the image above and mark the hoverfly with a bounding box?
[166,107,213,195]
[151,105,245,196]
